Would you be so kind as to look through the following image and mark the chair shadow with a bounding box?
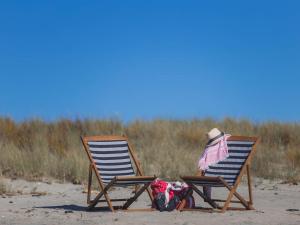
[35,204,112,212]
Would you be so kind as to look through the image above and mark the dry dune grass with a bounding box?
[0,117,299,183]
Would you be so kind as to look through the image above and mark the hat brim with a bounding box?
[207,132,224,146]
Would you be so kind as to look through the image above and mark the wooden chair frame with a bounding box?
[179,136,259,213]
[81,135,156,212]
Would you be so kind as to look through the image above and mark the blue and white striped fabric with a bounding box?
[203,140,255,186]
[87,140,136,184]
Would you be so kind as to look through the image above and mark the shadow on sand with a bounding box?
[35,204,112,212]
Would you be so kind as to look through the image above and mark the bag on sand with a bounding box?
[151,179,195,211]
[154,192,181,211]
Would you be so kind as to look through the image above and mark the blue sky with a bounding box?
[0,0,299,122]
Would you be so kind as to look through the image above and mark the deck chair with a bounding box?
[81,135,156,212]
[179,136,259,213]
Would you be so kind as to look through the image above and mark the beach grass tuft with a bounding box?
[0,117,299,183]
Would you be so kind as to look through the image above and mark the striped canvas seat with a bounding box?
[203,140,255,186]
[87,140,151,186]
[180,136,259,212]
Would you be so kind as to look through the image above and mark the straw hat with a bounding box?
[206,128,224,145]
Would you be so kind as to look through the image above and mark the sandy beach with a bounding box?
[0,178,299,225]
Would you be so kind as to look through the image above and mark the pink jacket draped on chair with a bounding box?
[198,134,231,171]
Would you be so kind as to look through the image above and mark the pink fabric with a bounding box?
[151,179,173,204]
[150,179,190,206]
[198,134,231,171]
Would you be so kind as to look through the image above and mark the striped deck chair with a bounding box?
[81,135,156,212]
[179,136,259,213]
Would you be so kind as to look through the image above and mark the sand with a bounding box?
[0,177,299,225]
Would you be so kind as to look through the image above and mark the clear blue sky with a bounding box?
[0,1,299,122]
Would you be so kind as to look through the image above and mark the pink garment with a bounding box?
[150,179,190,206]
[198,134,231,171]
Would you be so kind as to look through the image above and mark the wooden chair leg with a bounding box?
[189,183,219,209]
[88,191,104,210]
[134,184,138,194]
[247,165,253,206]
[88,179,117,212]
[122,183,151,209]
[103,192,114,212]
[146,186,154,202]
[177,188,193,211]
[135,184,154,202]
[222,182,253,210]
[221,187,236,213]
[87,164,93,204]
[88,180,115,210]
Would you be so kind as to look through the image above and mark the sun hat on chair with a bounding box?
[206,128,225,145]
